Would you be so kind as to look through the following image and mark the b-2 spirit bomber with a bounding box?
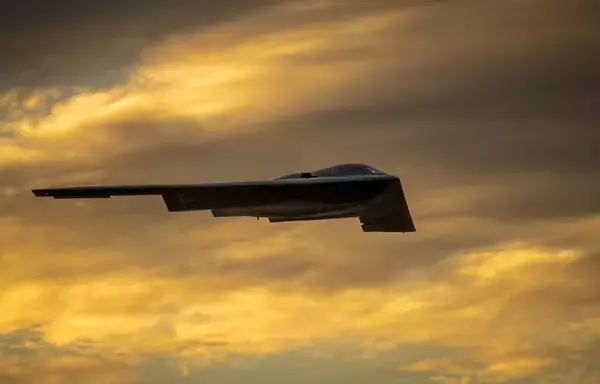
[33,163,415,233]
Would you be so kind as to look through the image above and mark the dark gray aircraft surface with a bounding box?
[32,163,415,232]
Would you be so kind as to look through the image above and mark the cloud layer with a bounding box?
[1,0,599,383]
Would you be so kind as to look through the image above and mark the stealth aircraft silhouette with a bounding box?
[32,163,415,232]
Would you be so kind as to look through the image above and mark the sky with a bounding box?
[1,0,600,383]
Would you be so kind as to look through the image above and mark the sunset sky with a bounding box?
[1,0,600,383]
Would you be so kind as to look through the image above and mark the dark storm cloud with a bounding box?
[0,0,444,91]
[274,1,600,173]
[0,0,282,89]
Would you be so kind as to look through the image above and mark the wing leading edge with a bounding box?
[33,177,392,210]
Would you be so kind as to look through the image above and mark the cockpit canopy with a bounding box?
[277,163,386,179]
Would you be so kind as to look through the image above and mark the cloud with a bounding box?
[0,328,138,384]
[1,241,598,383]
[0,1,418,174]
[0,0,286,90]
[0,0,599,383]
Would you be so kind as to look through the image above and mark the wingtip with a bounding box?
[32,189,51,197]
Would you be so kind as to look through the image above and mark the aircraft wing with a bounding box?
[32,177,392,213]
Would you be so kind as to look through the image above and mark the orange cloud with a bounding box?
[1,1,599,383]
[1,240,595,383]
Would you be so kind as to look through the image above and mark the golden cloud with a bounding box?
[1,1,599,383]
[1,240,596,383]
[0,3,410,173]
